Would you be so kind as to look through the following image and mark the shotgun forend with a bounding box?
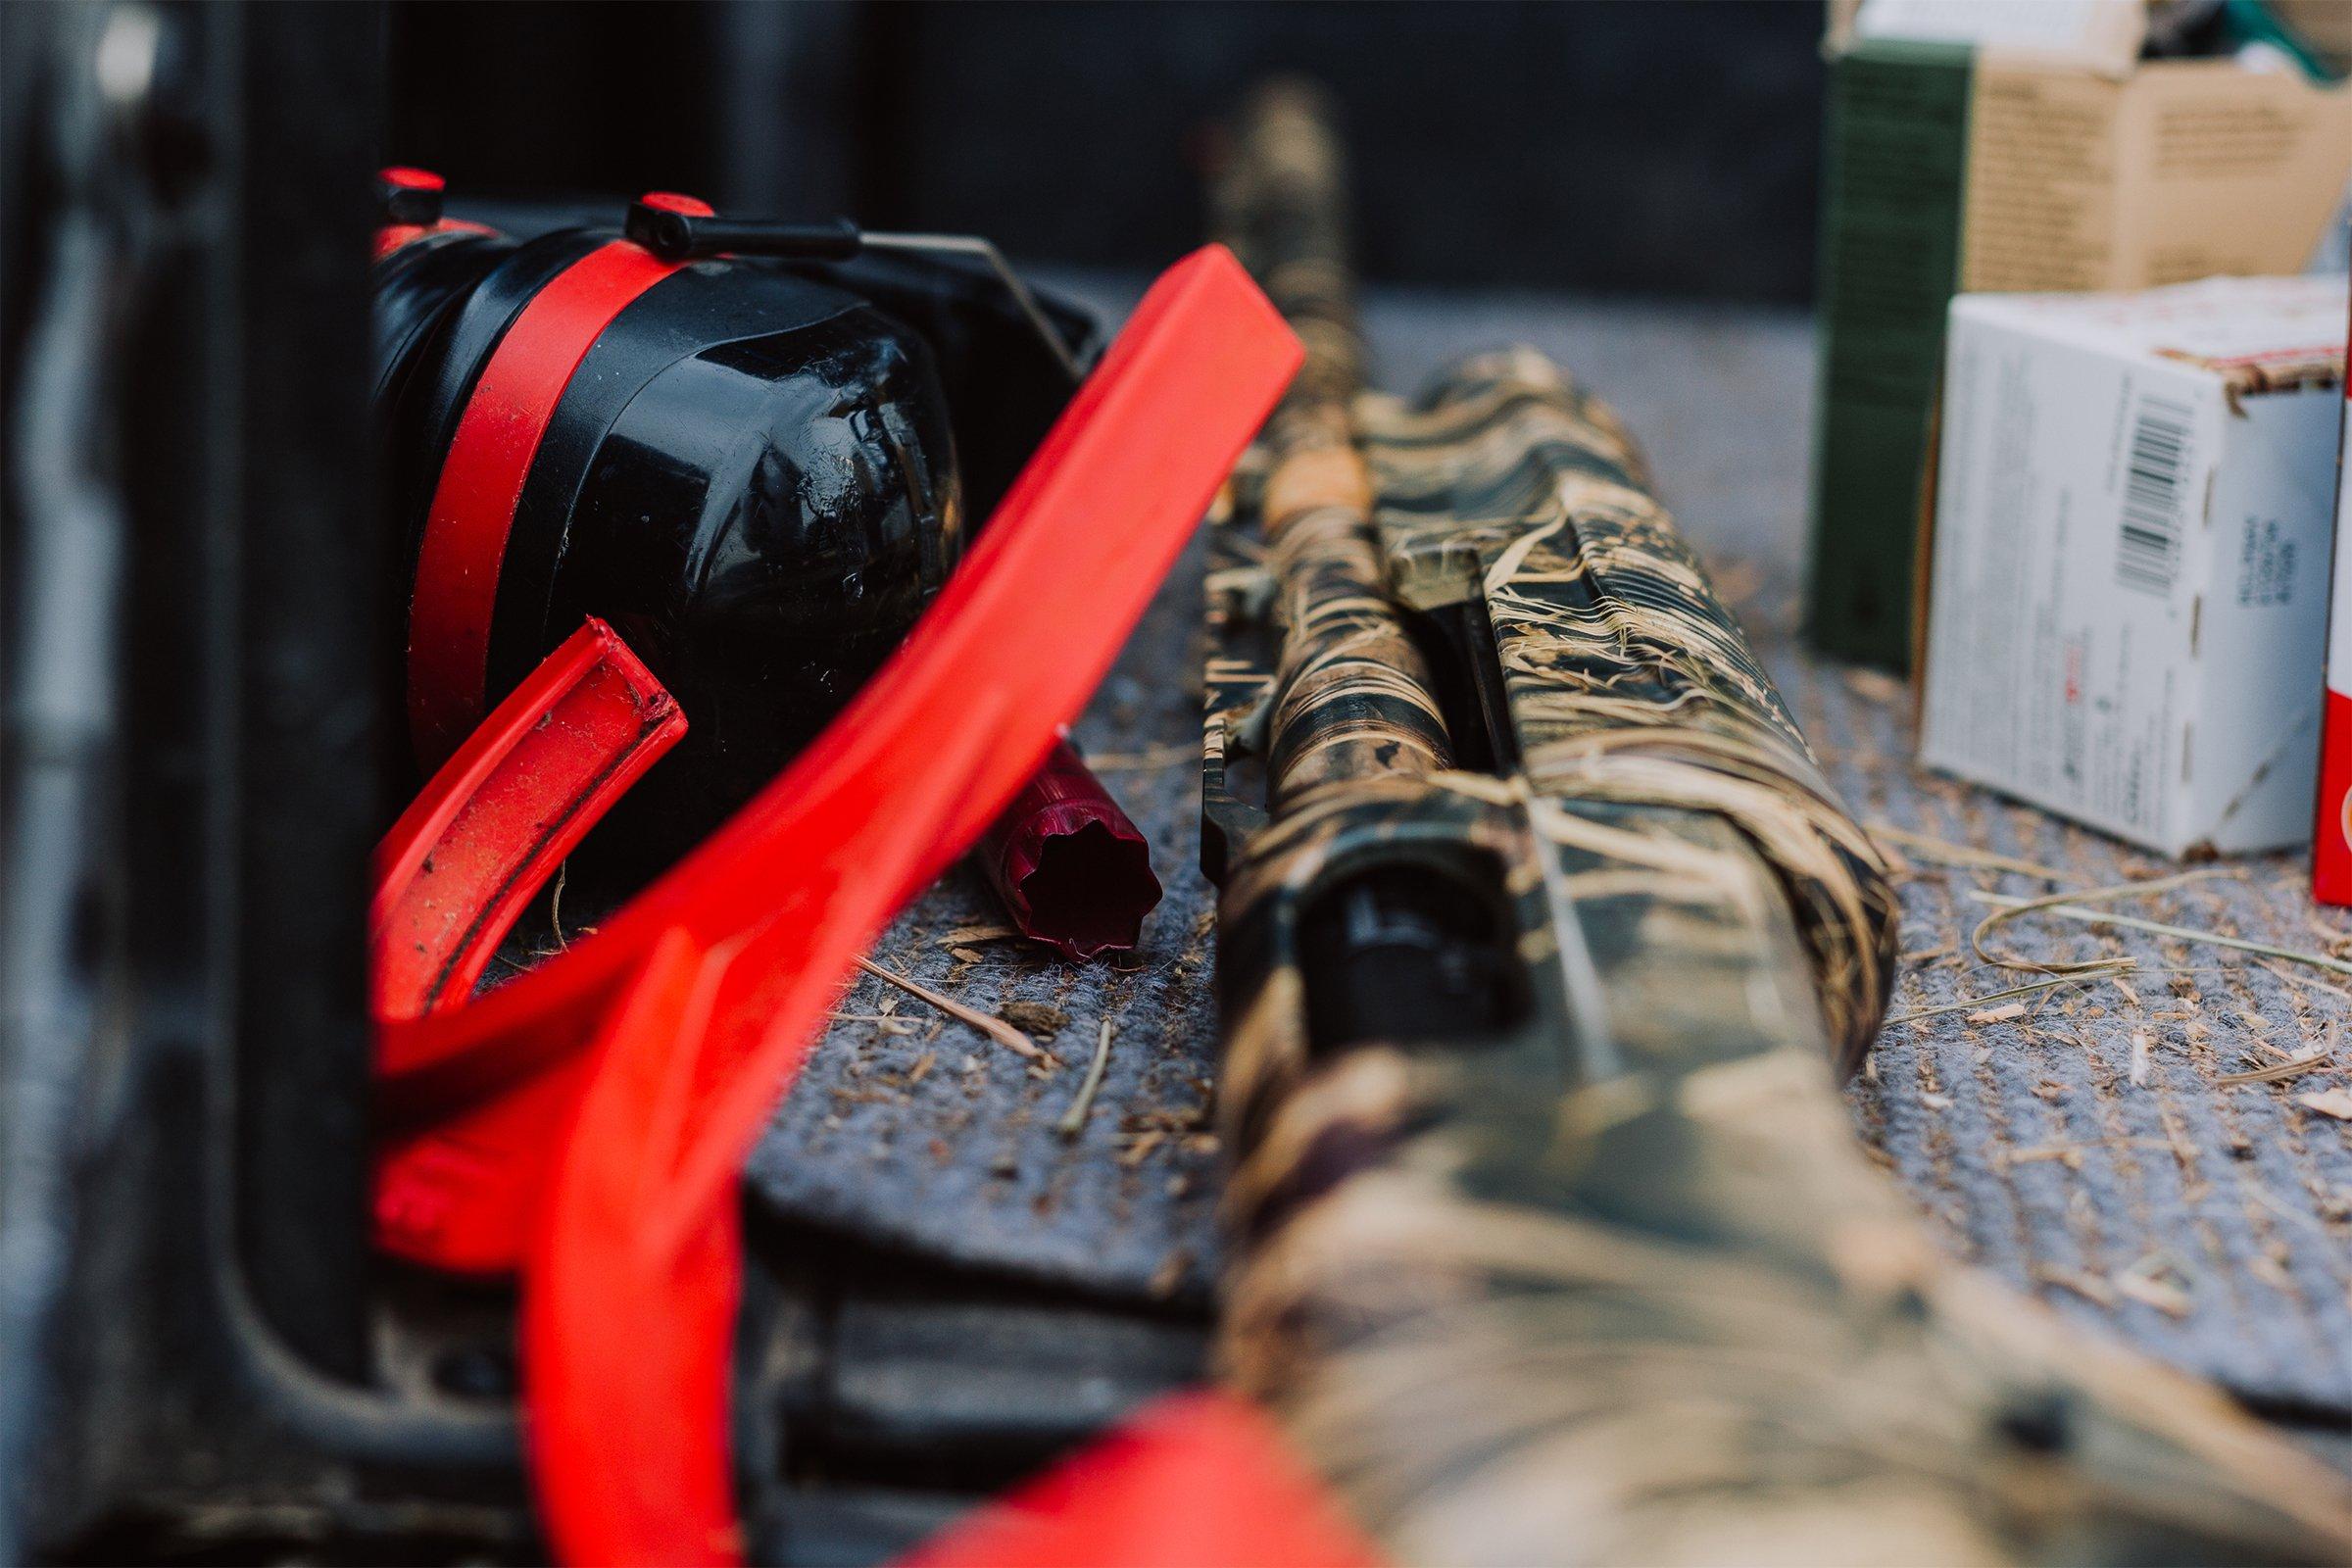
[1200,79,2352,1565]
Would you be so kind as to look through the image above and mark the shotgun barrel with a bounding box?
[1201,78,2352,1564]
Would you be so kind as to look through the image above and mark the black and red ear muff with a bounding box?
[374,178,1180,954]
[376,178,1184,887]
[375,185,976,880]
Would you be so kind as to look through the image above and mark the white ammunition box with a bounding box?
[1919,275,2348,856]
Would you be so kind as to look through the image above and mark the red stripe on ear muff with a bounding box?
[407,236,692,769]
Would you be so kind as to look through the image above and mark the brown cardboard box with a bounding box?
[1807,0,2352,668]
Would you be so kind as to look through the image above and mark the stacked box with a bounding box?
[1919,276,2347,857]
[1808,19,2352,669]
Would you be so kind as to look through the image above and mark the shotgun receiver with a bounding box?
[1200,82,2352,1564]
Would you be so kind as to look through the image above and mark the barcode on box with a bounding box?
[2115,396,2191,595]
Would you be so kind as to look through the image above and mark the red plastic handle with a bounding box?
[370,617,683,1023]
[368,618,686,1271]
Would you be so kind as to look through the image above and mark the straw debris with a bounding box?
[855,956,1054,1066]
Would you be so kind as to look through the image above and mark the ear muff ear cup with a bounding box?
[373,221,968,894]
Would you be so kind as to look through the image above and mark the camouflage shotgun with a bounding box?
[1200,81,2352,1564]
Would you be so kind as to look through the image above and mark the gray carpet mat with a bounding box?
[1797,649,2352,1416]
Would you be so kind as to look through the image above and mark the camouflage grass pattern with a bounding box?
[1201,79,2352,1564]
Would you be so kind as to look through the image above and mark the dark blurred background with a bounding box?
[387,0,1827,304]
